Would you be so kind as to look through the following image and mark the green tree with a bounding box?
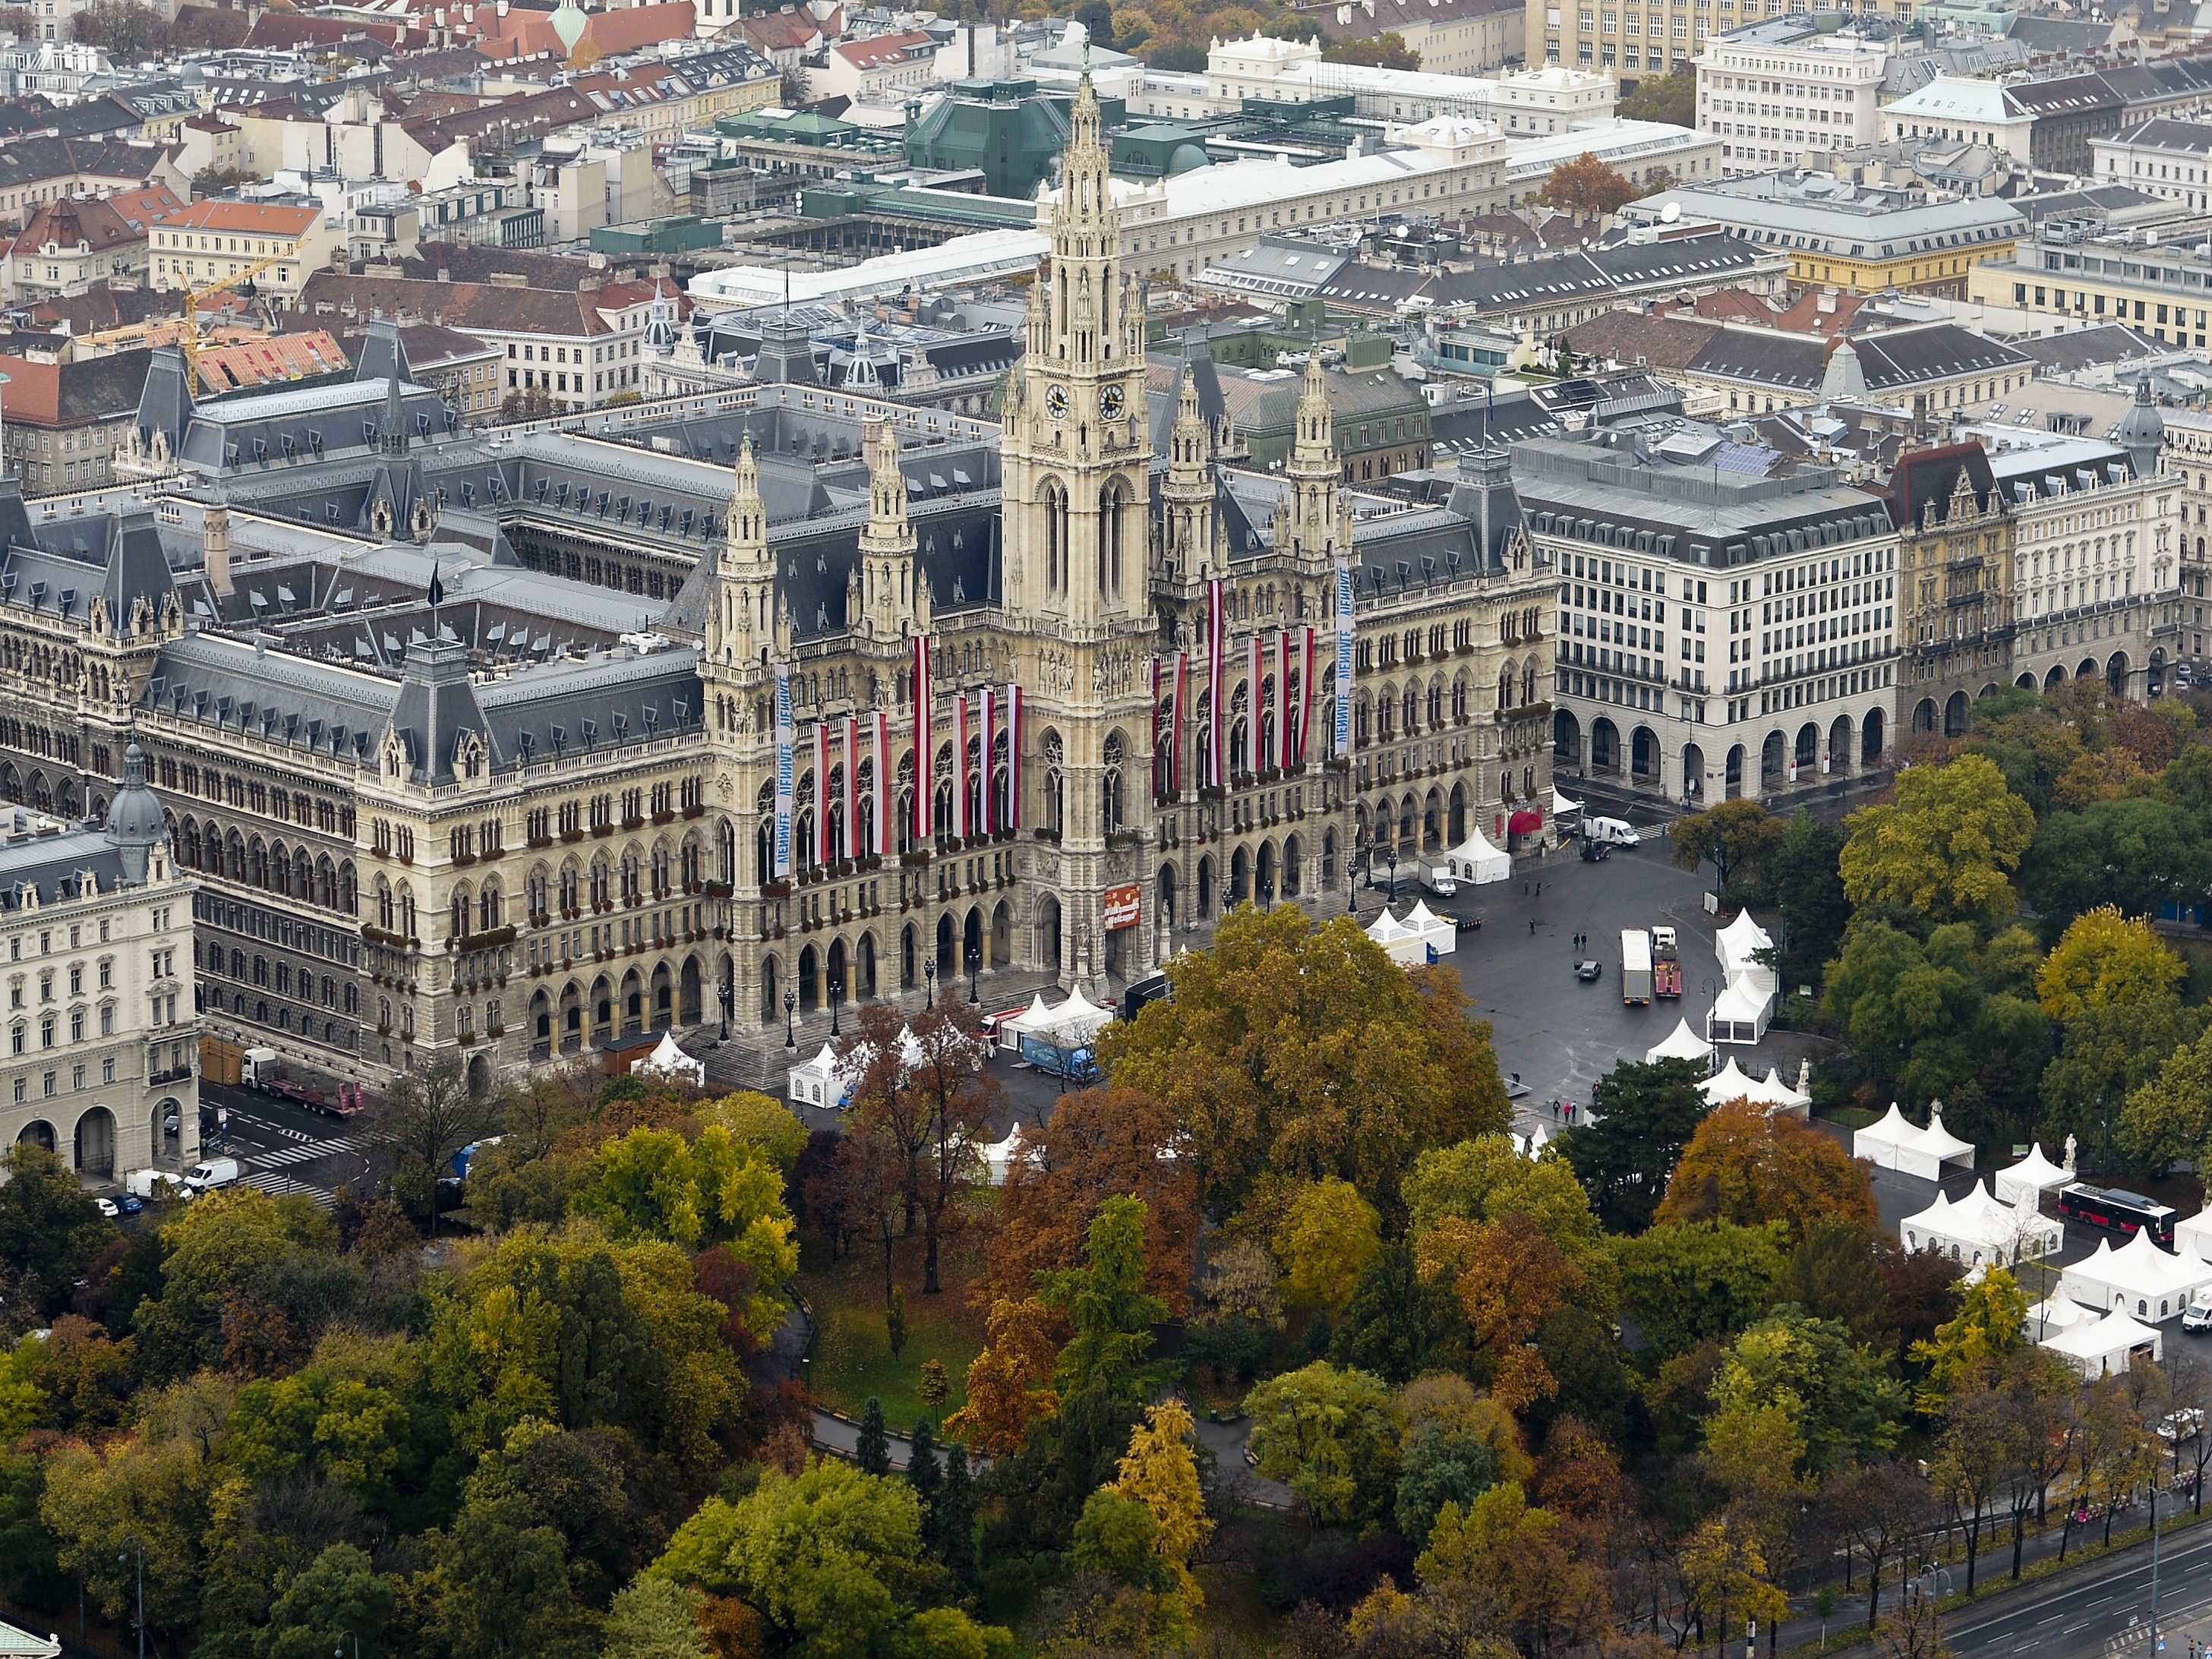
[1330,1241,1466,1385]
[1040,1195,1169,1402]
[919,1358,950,1415]
[1071,1489,1166,1591]
[1322,30,1419,67]
[1276,1177,1382,1314]
[421,1485,601,1659]
[857,1397,891,1478]
[1771,809,1851,989]
[1780,1218,1892,1348]
[1840,754,2035,923]
[257,1544,398,1659]
[1243,1361,1400,1528]
[1393,1415,1497,1548]
[1669,797,1786,896]
[2119,1017,2212,1175]
[2024,800,2212,934]
[1106,1399,1211,1610]
[1103,905,1510,1219]
[650,1460,1009,1658]
[0,1143,115,1319]
[2049,993,2204,1169]
[1618,68,1695,125]
[1404,1134,1615,1307]
[39,1430,219,1638]
[1560,1056,1710,1232]
[372,1055,501,1232]
[1616,1220,1788,1361]
[1713,1309,1908,1475]
[697,1090,810,1173]
[601,1579,707,1659]
[1824,917,2049,1117]
[2036,906,2185,1021]
[130,1185,338,1381]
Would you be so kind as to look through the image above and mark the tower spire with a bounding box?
[856,420,917,645]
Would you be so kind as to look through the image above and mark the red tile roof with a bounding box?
[166,199,322,237]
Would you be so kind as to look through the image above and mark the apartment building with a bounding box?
[1877,76,2036,165]
[0,185,184,303]
[1695,14,1892,172]
[1972,218,2212,348]
[0,349,153,497]
[1303,0,1529,77]
[1532,0,1914,80]
[149,200,342,299]
[1521,426,1900,805]
[0,758,198,1187]
[2091,120,2212,211]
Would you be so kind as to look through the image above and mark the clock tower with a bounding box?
[1003,72,1149,629]
[999,72,1160,993]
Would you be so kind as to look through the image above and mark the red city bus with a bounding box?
[2056,1182,2176,1246]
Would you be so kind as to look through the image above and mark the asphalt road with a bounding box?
[1942,1510,2212,1659]
[193,1079,375,1210]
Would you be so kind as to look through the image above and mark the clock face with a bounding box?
[1044,383,1071,419]
[1100,383,1126,420]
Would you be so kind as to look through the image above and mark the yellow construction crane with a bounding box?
[176,251,290,388]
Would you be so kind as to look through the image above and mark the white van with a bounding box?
[181,1157,241,1196]
[1582,817,1641,847]
[2185,1292,2212,1333]
[1417,864,1459,897]
[123,1168,191,1203]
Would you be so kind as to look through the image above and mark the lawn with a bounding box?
[797,1230,991,1429]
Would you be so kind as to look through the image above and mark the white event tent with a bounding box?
[787,1041,857,1110]
[995,992,1064,1052]
[1440,826,1511,887]
[1993,1143,2073,1211]
[1900,1180,2062,1268]
[1745,1065,1813,1117]
[2040,1305,2163,1379]
[1646,1017,1714,1068]
[1050,986,1115,1042]
[2061,1229,2208,1323]
[1853,1102,1977,1181]
[631,1030,706,1087]
[1707,910,1778,1046]
[1701,1056,1759,1105]
[979,1123,1027,1186]
[1551,787,1582,822]
[1405,899,1458,957]
[2178,1206,2212,1267]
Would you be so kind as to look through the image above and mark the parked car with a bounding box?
[1575,959,1603,982]
[118,1193,143,1216]
[94,1197,118,1218]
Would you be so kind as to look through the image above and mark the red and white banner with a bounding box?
[1276,629,1292,771]
[1206,579,1225,787]
[912,638,932,843]
[952,692,970,841]
[813,723,831,867]
[1150,656,1163,797]
[872,710,891,856]
[979,686,996,836]
[1172,651,1188,795]
[1005,683,1023,829]
[1249,631,1263,774]
[843,716,860,861]
[1298,626,1315,763]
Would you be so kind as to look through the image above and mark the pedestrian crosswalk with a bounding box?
[243,1171,337,1210]
[248,1135,362,1170]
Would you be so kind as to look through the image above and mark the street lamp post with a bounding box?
[967,940,980,1005]
[924,955,938,1006]
[828,967,843,1038]
[783,987,796,1049]
[118,1538,144,1659]
[336,1632,361,1659]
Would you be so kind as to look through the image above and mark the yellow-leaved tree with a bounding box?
[1109,1399,1213,1611]
[1839,755,2035,924]
[2034,906,2184,1023]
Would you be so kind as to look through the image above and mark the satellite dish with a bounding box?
[1660,202,1681,223]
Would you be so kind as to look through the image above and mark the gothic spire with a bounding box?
[726,432,766,564]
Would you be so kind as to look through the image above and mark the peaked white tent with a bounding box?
[2062,1230,2210,1322]
[1405,899,1457,957]
[631,1030,707,1087]
[1646,1017,1715,1067]
[2040,1305,2163,1379]
[1854,1102,1977,1181]
[1050,986,1115,1042]
[2178,1206,2212,1267]
[1743,1065,1813,1118]
[979,1123,1027,1186]
[1993,1143,2073,1211]
[787,1041,857,1110]
[1901,1179,2062,1268]
[1440,826,1511,887]
[1701,1055,1759,1105]
[1365,907,1429,966]
[1708,910,1779,1046]
[2025,1295,2089,1336]
[1551,787,1582,820]
[995,992,1064,1052]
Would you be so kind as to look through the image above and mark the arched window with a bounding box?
[1044,478,1068,594]
[450,885,471,941]
[1102,730,1125,836]
[1043,730,1065,834]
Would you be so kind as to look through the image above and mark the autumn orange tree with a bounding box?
[1103,905,1510,1221]
[1654,1099,1877,1244]
[944,1295,1059,1455]
[1415,1212,1583,1414]
[980,1084,1199,1317]
[1541,153,1638,216]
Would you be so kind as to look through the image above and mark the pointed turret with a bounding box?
[1278,346,1341,569]
[1162,361,1216,579]
[856,420,917,646]
[708,433,773,663]
[380,368,409,455]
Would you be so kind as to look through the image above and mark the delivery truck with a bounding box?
[1620,929,1652,1005]
[1019,1030,1100,1083]
[1651,926,1682,998]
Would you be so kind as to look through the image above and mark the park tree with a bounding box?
[1390,1375,1525,1547]
[2049,992,2204,1169]
[1912,1269,2030,1411]
[1839,754,2035,923]
[1668,797,1785,896]
[1655,1099,1878,1244]
[1322,30,1419,67]
[983,1084,1199,1316]
[1677,1516,1787,1651]
[1711,1310,1907,1477]
[844,997,998,1295]
[2036,907,2185,1021]
[603,1578,708,1659]
[1770,809,1851,988]
[1106,1398,1212,1611]
[2117,1017,2212,1175]
[1040,1195,1169,1403]
[1616,1220,1788,1362]
[1413,1481,1611,1657]
[2025,801,2212,937]
[1243,1360,1401,1528]
[1560,1056,1710,1232]
[71,0,165,54]
[372,1055,502,1230]
[1778,1217,1892,1348]
[1417,1211,1582,1413]
[1618,68,1695,125]
[1541,153,1638,216]
[1104,906,1510,1219]
[1405,1134,1615,1304]
[0,1143,116,1319]
[1276,1177,1382,1315]
[1330,1240,1466,1385]
[696,1090,811,1172]
[946,1297,1059,1455]
[1819,1459,1939,1626]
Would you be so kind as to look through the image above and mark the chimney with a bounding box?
[204,500,232,596]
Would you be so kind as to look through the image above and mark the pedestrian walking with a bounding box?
[1529,918,1536,935]
[1523,879,1530,895]
[1535,882,1541,897]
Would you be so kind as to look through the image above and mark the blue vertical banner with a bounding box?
[774,662,794,878]
[1333,556,1355,756]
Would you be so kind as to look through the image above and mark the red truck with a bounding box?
[1651,926,1683,999]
